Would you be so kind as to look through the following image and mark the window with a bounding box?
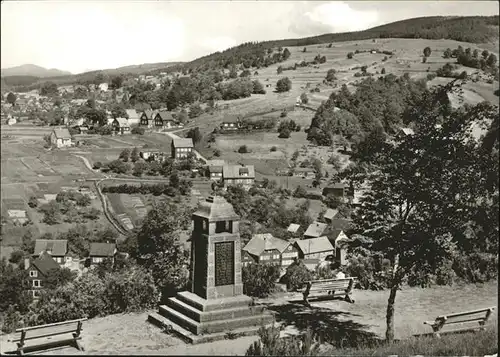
[202,220,208,232]
[215,220,232,233]
[272,254,280,260]
[93,257,103,263]
[260,255,270,261]
[29,270,38,278]
[33,280,41,288]
[32,290,40,298]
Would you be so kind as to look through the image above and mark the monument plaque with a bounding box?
[214,241,234,286]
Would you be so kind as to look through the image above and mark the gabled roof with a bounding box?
[155,111,175,122]
[304,221,327,238]
[173,137,194,148]
[222,115,241,123]
[89,243,116,257]
[325,182,348,190]
[31,251,61,276]
[52,127,71,139]
[287,223,300,233]
[223,165,255,179]
[324,209,338,220]
[243,233,290,256]
[206,159,225,167]
[295,236,334,255]
[126,109,139,119]
[399,127,415,136]
[193,195,239,222]
[330,218,352,231]
[114,117,129,127]
[34,239,68,256]
[141,109,156,120]
[294,167,315,173]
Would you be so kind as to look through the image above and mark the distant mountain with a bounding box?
[1,64,71,78]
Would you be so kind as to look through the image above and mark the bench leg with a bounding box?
[73,334,84,351]
[344,294,355,304]
[303,293,310,307]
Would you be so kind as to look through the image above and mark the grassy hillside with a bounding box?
[163,15,499,74]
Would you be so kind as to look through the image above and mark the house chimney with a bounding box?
[24,258,30,270]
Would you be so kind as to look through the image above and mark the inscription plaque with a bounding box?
[214,241,234,286]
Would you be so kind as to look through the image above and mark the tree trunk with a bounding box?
[385,283,398,342]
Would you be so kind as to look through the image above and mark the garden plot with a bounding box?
[21,157,57,176]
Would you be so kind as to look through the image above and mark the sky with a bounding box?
[1,1,499,74]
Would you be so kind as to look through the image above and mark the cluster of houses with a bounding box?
[25,238,121,299]
[241,210,352,273]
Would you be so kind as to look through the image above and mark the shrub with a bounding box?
[452,253,498,283]
[131,127,145,135]
[344,254,392,290]
[93,161,103,169]
[381,68,386,74]
[278,127,291,138]
[293,185,307,198]
[276,77,292,93]
[1,306,23,333]
[9,250,24,264]
[281,261,313,291]
[246,325,319,356]
[270,146,277,152]
[427,73,437,81]
[242,263,281,298]
[347,52,354,59]
[28,196,38,208]
[238,145,250,153]
[213,149,221,157]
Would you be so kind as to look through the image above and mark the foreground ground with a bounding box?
[1,280,497,355]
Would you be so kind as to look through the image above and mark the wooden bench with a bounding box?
[8,318,87,355]
[422,307,495,338]
[298,277,356,306]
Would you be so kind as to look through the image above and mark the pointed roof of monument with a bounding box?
[193,195,240,222]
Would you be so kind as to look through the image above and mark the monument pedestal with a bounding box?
[149,291,274,344]
[148,196,274,344]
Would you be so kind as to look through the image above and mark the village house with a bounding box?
[242,233,299,268]
[397,127,415,137]
[154,111,177,129]
[329,229,351,266]
[112,118,131,135]
[33,239,68,265]
[322,182,355,202]
[206,160,225,181]
[126,109,140,125]
[294,236,335,270]
[89,242,117,266]
[171,137,194,159]
[304,221,328,239]
[25,252,61,299]
[222,164,255,190]
[287,223,301,234]
[323,208,339,223]
[293,167,316,179]
[50,127,72,148]
[139,109,157,127]
[98,83,109,92]
[220,115,242,131]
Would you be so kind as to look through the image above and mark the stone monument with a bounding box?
[148,196,273,344]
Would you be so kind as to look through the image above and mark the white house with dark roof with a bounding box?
[50,127,72,148]
[112,117,131,135]
[222,164,255,190]
[25,251,61,298]
[206,160,225,181]
[304,221,328,239]
[33,239,68,264]
[294,236,335,270]
[89,242,117,265]
[242,233,298,268]
[171,137,194,159]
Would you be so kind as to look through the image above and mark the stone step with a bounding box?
[159,305,199,334]
[167,297,266,323]
[176,291,253,312]
[159,304,274,335]
[147,312,196,344]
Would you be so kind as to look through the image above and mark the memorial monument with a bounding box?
[149,196,274,344]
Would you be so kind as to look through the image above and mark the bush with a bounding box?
[9,250,24,264]
[270,146,277,152]
[238,145,250,153]
[452,253,498,283]
[242,263,281,298]
[281,261,313,291]
[131,127,145,135]
[278,127,291,138]
[344,254,392,290]
[213,149,221,157]
[276,77,292,93]
[246,325,319,356]
[93,161,103,169]
[426,73,437,81]
[347,52,354,59]
[28,196,38,208]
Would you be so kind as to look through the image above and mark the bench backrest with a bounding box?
[436,307,495,326]
[306,277,356,292]
[11,318,87,345]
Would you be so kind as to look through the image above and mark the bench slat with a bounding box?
[11,328,79,343]
[15,318,87,332]
[435,307,494,320]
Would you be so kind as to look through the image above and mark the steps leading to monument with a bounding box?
[148,311,268,344]
[166,297,266,323]
[176,291,253,312]
[159,304,274,335]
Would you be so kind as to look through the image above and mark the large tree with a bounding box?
[347,80,499,342]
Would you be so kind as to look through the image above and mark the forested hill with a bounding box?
[171,15,498,73]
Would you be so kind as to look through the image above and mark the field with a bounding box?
[186,37,499,185]
[1,280,496,355]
